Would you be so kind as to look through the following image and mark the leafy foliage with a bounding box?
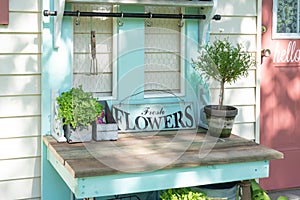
[251,179,288,200]
[192,38,256,109]
[160,188,209,200]
[56,86,103,128]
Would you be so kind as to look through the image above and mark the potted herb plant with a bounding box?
[192,38,256,138]
[56,86,103,143]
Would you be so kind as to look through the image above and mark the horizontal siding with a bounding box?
[0,96,40,117]
[233,123,255,140]
[0,116,40,139]
[0,177,41,199]
[216,0,257,16]
[210,16,257,34]
[209,35,257,52]
[9,0,40,12]
[0,54,41,75]
[0,157,41,181]
[0,75,41,96]
[0,13,40,33]
[208,69,256,88]
[209,0,258,140]
[0,34,40,54]
[209,88,256,106]
[235,105,256,123]
[0,0,41,199]
[0,137,40,159]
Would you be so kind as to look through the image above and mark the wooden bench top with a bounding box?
[43,129,283,178]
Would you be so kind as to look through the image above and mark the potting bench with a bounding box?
[43,129,283,199]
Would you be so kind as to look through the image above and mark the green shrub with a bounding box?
[160,188,209,200]
[56,86,103,128]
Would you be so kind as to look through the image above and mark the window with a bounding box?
[273,0,300,38]
[72,4,116,98]
[144,6,185,97]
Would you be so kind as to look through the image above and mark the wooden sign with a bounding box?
[0,0,9,25]
[112,102,195,132]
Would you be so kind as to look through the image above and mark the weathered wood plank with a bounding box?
[64,142,283,178]
[44,130,283,178]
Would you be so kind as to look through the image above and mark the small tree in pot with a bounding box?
[193,38,256,138]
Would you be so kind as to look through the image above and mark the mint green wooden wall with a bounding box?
[42,2,202,199]
[42,1,73,199]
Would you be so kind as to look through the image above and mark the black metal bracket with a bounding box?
[43,10,221,21]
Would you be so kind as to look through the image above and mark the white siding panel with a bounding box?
[216,1,256,16]
[0,137,40,159]
[210,0,259,141]
[0,178,41,199]
[227,69,256,88]
[210,35,257,52]
[233,123,255,140]
[9,0,41,12]
[235,106,255,123]
[0,54,40,75]
[0,34,40,54]
[0,13,40,33]
[0,96,40,117]
[208,70,256,88]
[0,75,40,96]
[0,116,40,138]
[0,0,42,199]
[210,16,257,34]
[0,157,41,181]
[209,88,255,106]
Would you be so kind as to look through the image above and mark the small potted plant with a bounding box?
[192,38,256,138]
[56,86,103,143]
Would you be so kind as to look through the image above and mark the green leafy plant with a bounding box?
[192,38,256,109]
[56,86,103,128]
[160,188,209,200]
[251,179,288,200]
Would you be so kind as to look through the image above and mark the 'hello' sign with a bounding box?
[112,103,195,132]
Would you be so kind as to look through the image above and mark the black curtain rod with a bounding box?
[43,10,221,20]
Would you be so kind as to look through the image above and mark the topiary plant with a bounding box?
[56,86,103,129]
[192,38,256,110]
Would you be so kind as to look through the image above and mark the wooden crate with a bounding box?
[92,101,118,141]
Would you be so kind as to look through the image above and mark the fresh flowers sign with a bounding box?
[112,103,195,132]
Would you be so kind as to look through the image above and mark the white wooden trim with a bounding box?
[67,0,214,7]
[54,0,66,48]
[112,5,118,100]
[180,7,186,97]
[256,0,262,143]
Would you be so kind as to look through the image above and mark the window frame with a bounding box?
[273,0,300,39]
[72,4,118,100]
[144,7,186,99]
